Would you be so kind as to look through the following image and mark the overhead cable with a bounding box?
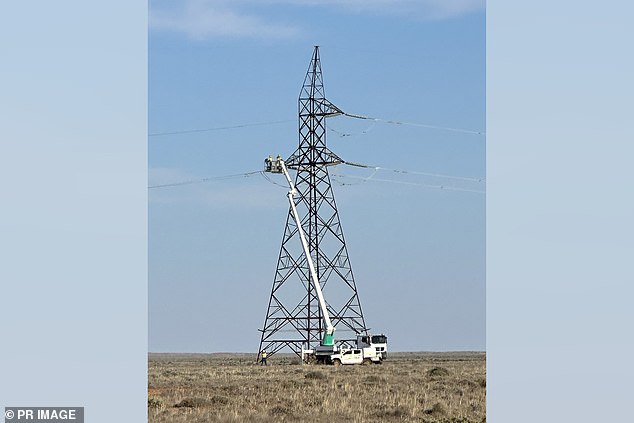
[343,161,485,183]
[149,164,484,193]
[148,114,482,138]
[331,173,485,194]
[343,112,485,136]
[328,120,378,138]
[259,171,288,188]
[149,119,295,137]
[148,171,261,189]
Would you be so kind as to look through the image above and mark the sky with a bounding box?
[148,0,485,353]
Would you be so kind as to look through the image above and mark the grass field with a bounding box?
[148,352,485,423]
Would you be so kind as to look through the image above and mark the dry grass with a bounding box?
[148,351,485,423]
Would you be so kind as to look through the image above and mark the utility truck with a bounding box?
[264,155,388,365]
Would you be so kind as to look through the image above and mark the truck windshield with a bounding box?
[371,335,387,344]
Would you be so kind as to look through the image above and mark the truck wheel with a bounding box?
[362,358,372,366]
[333,359,341,367]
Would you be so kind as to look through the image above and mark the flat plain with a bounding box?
[148,352,486,423]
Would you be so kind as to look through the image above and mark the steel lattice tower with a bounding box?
[258,47,368,359]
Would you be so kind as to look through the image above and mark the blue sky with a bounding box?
[149,0,485,352]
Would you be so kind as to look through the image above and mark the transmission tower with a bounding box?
[258,46,368,359]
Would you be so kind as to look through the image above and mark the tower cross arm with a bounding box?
[298,98,344,117]
[285,148,344,169]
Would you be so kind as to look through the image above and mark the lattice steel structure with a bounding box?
[258,47,368,360]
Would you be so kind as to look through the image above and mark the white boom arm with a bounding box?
[279,159,335,337]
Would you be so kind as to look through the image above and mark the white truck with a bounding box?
[265,155,388,366]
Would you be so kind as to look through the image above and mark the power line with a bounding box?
[343,161,484,183]
[149,162,484,192]
[328,119,378,138]
[148,171,261,189]
[259,171,288,188]
[331,172,485,194]
[343,112,485,136]
[328,168,378,186]
[148,112,483,138]
[149,119,295,137]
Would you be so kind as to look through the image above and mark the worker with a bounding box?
[261,351,268,366]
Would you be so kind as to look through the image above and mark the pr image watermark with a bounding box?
[4,407,83,423]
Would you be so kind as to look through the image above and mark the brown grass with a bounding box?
[148,351,485,423]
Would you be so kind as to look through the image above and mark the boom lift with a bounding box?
[264,155,388,365]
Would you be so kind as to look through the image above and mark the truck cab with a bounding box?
[356,334,388,361]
